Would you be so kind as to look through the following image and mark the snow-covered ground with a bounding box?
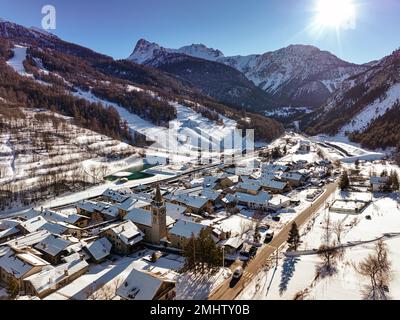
[6,45,32,77]
[339,83,400,135]
[0,109,139,214]
[239,175,400,300]
[72,89,246,165]
[311,135,385,163]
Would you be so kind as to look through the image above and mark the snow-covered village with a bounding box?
[1,0,400,307]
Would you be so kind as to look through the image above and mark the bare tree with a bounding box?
[87,277,124,300]
[333,221,345,244]
[356,240,392,300]
[317,242,339,277]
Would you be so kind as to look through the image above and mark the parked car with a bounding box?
[264,230,275,243]
[232,267,244,280]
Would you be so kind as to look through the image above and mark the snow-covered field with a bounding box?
[239,181,400,300]
[72,90,245,164]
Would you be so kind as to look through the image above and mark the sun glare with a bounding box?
[315,0,356,30]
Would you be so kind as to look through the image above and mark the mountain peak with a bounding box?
[128,39,225,64]
[178,43,224,61]
[129,38,164,64]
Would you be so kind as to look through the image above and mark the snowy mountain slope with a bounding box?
[0,108,138,211]
[72,89,242,163]
[306,49,400,149]
[128,40,367,108]
[128,39,276,110]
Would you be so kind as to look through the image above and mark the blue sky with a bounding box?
[1,0,399,64]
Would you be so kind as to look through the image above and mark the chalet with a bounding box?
[225,191,272,210]
[34,235,72,265]
[236,181,261,195]
[169,220,207,249]
[102,220,144,255]
[6,230,51,250]
[268,195,291,211]
[370,176,390,192]
[117,194,152,218]
[83,237,112,263]
[219,237,245,256]
[41,210,89,228]
[260,178,288,194]
[0,227,20,244]
[298,140,311,153]
[117,269,176,300]
[0,248,49,289]
[23,258,89,299]
[17,216,47,234]
[165,194,213,215]
[101,188,132,203]
[280,172,306,187]
[262,164,290,174]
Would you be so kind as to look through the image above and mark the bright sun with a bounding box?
[315,0,356,29]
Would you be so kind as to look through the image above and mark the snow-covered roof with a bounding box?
[370,176,389,185]
[108,221,144,246]
[165,203,187,220]
[76,200,98,213]
[226,191,272,206]
[237,181,261,192]
[24,258,89,294]
[0,219,20,230]
[124,208,175,227]
[269,195,291,207]
[100,205,120,219]
[0,248,49,279]
[6,230,51,250]
[198,189,222,201]
[117,269,174,300]
[42,210,88,225]
[165,193,210,209]
[118,194,152,212]
[281,172,304,181]
[102,188,130,203]
[19,209,42,221]
[34,235,72,257]
[213,215,253,236]
[262,164,289,173]
[84,237,112,261]
[260,178,287,190]
[18,216,47,233]
[40,222,68,235]
[169,220,206,239]
[0,227,20,240]
[220,236,245,249]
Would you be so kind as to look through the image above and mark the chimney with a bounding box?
[64,269,69,277]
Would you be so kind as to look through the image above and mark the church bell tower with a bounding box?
[150,185,167,244]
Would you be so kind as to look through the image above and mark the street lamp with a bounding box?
[222,245,225,269]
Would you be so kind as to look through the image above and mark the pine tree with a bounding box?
[287,222,301,251]
[339,170,350,190]
[183,229,222,276]
[253,223,261,243]
[390,170,399,191]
